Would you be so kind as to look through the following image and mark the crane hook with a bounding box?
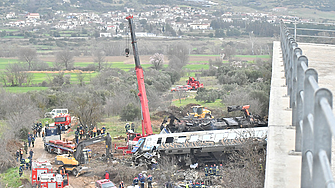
[125,48,129,57]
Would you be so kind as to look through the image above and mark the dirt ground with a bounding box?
[24,131,121,188]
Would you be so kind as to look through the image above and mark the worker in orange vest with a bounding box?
[93,127,97,137]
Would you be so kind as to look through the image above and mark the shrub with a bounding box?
[120,103,140,121]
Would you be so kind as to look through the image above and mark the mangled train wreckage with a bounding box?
[161,105,267,134]
[132,127,267,168]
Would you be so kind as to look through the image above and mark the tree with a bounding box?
[55,49,74,70]
[93,49,106,72]
[120,103,140,121]
[223,45,236,61]
[149,53,164,70]
[76,72,86,87]
[69,92,103,131]
[168,44,189,70]
[17,47,37,71]
[1,63,32,86]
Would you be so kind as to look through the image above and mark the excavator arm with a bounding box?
[74,133,112,164]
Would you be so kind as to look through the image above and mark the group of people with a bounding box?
[132,173,153,188]
[204,164,222,177]
[33,122,43,138]
[17,132,36,177]
[74,125,107,144]
[125,123,135,133]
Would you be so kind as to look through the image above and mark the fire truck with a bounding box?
[31,161,69,188]
[186,77,204,90]
[54,113,71,131]
[115,16,153,154]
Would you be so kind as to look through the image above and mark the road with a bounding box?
[31,130,97,188]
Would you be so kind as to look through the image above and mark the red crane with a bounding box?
[126,15,153,136]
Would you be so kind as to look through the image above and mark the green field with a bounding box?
[0,167,28,188]
[2,36,24,39]
[172,94,223,109]
[235,55,271,58]
[2,87,49,93]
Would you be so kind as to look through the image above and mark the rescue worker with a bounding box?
[31,136,35,148]
[125,123,130,133]
[93,127,97,137]
[60,167,66,178]
[16,150,19,162]
[185,181,189,188]
[19,166,23,177]
[147,175,153,188]
[25,158,30,170]
[80,128,84,140]
[75,129,79,144]
[38,122,42,137]
[133,176,139,186]
[209,165,214,176]
[19,148,23,161]
[201,182,206,188]
[20,158,25,169]
[204,164,209,176]
[195,182,200,188]
[28,136,31,147]
[101,126,106,135]
[139,173,146,188]
[97,128,101,136]
[24,142,28,154]
[29,149,34,160]
[131,123,135,132]
[213,164,217,176]
[119,181,125,188]
[104,170,110,180]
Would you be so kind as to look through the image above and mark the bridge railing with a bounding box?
[280,20,335,188]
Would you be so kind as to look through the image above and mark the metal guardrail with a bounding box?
[280,20,335,188]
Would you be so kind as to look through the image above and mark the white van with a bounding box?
[44,109,68,118]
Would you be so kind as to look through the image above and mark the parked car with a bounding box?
[95,179,117,188]
[171,85,189,92]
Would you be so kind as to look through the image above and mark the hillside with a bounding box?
[1,0,335,19]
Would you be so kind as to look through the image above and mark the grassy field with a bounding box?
[0,167,29,187]
[172,93,223,109]
[0,53,267,92]
[2,87,49,93]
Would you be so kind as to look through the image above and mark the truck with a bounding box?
[44,125,77,155]
[44,109,68,118]
[115,16,153,154]
[31,161,69,188]
[186,77,204,90]
[54,113,72,131]
[55,133,112,176]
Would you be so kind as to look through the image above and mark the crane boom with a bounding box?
[126,15,153,136]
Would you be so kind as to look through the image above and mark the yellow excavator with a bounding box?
[187,106,213,119]
[55,133,112,177]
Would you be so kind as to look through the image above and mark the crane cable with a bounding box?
[125,24,130,57]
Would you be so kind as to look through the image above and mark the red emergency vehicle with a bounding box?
[54,113,72,131]
[31,161,69,188]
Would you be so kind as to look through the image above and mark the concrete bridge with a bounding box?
[265,22,335,188]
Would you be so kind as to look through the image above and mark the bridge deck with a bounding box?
[265,41,335,187]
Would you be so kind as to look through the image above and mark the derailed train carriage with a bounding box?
[132,127,267,167]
